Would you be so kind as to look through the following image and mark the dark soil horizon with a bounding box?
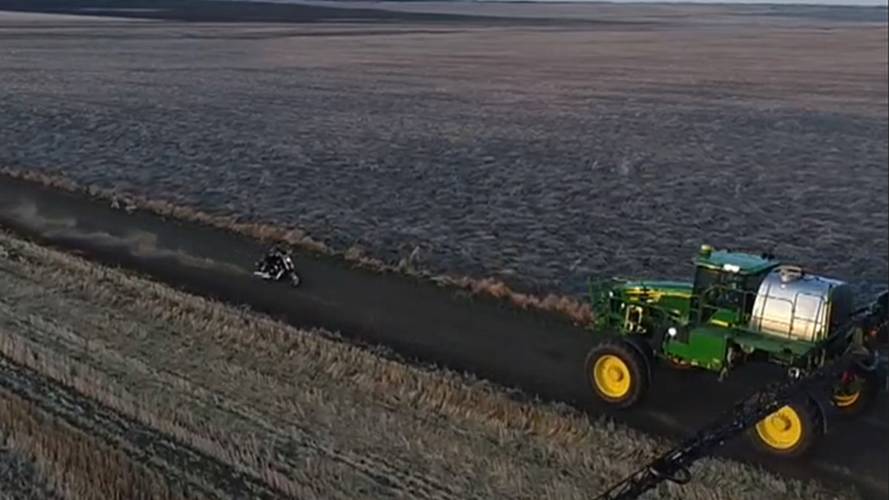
[1,4,886,299]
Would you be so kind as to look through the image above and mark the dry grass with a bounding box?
[0,432,59,500]
[0,337,302,499]
[0,229,852,499]
[0,389,186,500]
[0,167,595,325]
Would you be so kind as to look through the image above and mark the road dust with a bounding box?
[1,199,244,275]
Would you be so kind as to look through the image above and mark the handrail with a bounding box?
[692,283,830,341]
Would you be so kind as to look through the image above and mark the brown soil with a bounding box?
[2,10,885,303]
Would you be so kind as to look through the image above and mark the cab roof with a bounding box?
[694,247,779,275]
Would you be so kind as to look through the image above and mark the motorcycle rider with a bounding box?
[256,245,291,280]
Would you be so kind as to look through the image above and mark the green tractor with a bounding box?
[585,244,887,458]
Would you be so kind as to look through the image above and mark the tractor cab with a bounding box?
[657,245,781,371]
[689,244,780,329]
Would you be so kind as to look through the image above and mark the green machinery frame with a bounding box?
[588,247,846,375]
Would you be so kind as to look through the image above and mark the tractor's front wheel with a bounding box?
[832,368,879,417]
[748,399,823,459]
[585,339,650,409]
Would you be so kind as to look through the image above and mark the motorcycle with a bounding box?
[253,247,301,287]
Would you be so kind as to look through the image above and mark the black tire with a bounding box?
[289,273,301,288]
[624,336,655,384]
[585,339,651,409]
[832,368,879,417]
[748,398,823,459]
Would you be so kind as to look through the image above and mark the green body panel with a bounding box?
[618,280,693,317]
[663,326,729,371]
[706,308,741,328]
[620,280,693,295]
[606,279,746,330]
[730,329,815,359]
[661,326,817,372]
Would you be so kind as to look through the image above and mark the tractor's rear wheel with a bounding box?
[585,339,650,409]
[832,368,879,417]
[748,399,822,459]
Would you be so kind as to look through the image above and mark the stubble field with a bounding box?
[0,3,886,298]
[0,441,57,500]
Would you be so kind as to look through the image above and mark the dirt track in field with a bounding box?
[1,172,887,499]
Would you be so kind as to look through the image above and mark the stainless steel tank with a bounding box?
[749,266,854,343]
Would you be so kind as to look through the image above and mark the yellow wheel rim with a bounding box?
[834,389,861,408]
[833,374,863,408]
[756,406,804,450]
[593,354,632,399]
